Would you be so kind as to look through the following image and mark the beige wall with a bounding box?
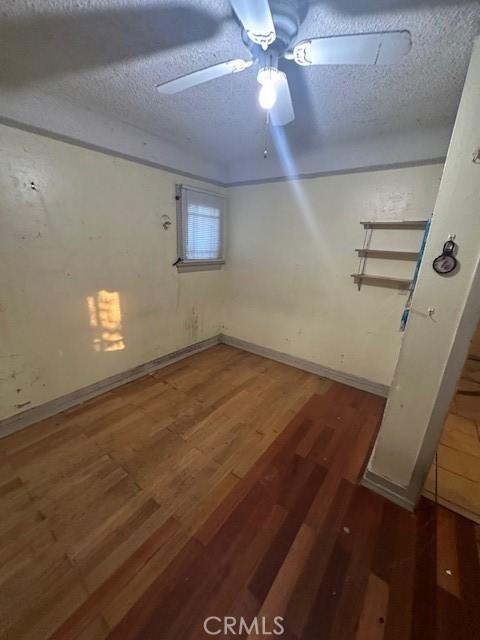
[0,123,445,425]
[0,124,224,420]
[224,164,443,387]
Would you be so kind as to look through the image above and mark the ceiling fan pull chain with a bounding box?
[263,112,271,159]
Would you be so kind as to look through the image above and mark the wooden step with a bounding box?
[360,220,428,230]
[351,274,412,290]
[355,249,419,260]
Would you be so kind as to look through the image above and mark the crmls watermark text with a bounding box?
[203,616,285,636]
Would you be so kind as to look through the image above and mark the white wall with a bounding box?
[0,124,224,420]
[366,37,480,503]
[224,164,443,387]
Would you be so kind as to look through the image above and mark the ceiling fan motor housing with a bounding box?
[241,0,301,56]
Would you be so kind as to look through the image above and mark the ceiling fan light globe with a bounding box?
[259,82,277,109]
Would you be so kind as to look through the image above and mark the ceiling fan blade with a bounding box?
[270,72,294,126]
[229,0,276,50]
[293,31,412,66]
[156,59,252,94]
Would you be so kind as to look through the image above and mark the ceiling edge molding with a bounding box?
[0,116,226,187]
[225,125,452,185]
[0,89,227,185]
[0,115,447,188]
[227,157,446,187]
[0,89,451,187]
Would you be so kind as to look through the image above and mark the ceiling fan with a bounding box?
[156,0,412,126]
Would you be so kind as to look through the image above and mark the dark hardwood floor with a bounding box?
[105,379,479,639]
[1,345,479,639]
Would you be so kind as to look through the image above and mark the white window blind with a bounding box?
[177,185,225,267]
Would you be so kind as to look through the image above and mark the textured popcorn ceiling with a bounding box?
[0,1,479,180]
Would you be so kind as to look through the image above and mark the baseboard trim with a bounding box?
[0,333,389,440]
[0,335,221,439]
[361,469,416,511]
[219,334,390,398]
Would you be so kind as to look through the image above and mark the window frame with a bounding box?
[175,184,226,272]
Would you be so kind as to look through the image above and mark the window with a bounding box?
[176,185,225,271]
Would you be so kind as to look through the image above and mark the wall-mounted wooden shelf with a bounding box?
[355,249,419,261]
[354,218,429,292]
[360,220,428,230]
[351,274,412,290]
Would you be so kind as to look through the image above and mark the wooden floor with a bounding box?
[0,345,479,639]
[424,324,480,523]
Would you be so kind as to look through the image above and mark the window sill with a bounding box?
[176,260,225,273]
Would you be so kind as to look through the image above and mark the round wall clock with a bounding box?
[433,240,457,275]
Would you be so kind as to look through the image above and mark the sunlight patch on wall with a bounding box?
[87,290,125,352]
[271,126,321,244]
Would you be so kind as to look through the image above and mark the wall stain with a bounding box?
[185,307,200,340]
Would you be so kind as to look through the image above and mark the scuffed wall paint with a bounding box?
[223,164,444,387]
[0,124,225,420]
